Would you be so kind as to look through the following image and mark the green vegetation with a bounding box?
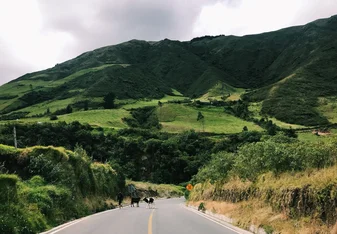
[248,102,306,129]
[198,82,244,102]
[0,122,264,184]
[0,101,263,134]
[126,180,184,198]
[189,134,337,232]
[317,97,337,123]
[103,92,116,109]
[0,145,121,234]
[193,133,336,183]
[1,15,337,233]
[158,104,262,133]
[123,106,161,129]
[1,15,337,126]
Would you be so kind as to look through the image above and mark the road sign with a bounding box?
[186,184,193,191]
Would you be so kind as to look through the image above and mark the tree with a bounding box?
[197,111,205,132]
[158,101,163,121]
[84,100,89,111]
[266,120,277,135]
[50,115,58,120]
[243,126,248,132]
[66,105,73,114]
[103,92,116,109]
[283,127,297,138]
[232,100,249,119]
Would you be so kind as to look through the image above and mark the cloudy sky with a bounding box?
[0,0,336,85]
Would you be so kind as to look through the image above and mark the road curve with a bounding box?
[43,198,246,234]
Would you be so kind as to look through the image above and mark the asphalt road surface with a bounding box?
[44,198,246,234]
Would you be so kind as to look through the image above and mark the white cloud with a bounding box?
[0,0,75,84]
[0,0,336,85]
[193,0,337,36]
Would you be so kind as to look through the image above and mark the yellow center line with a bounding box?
[148,209,155,234]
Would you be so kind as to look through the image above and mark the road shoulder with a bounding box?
[183,204,254,234]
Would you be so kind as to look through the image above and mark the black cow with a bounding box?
[131,197,140,207]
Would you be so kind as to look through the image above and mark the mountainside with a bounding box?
[1,15,337,126]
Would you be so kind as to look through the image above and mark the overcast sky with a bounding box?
[0,0,336,85]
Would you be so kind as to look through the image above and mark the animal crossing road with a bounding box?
[42,198,247,234]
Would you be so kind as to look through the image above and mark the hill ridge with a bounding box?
[1,14,337,126]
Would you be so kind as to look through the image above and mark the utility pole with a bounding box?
[13,122,17,149]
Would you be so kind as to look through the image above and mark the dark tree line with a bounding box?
[0,122,264,184]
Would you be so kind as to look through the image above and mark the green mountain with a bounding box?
[1,15,337,126]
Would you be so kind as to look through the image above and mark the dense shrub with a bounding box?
[0,145,119,233]
[0,122,264,184]
[122,106,161,129]
[194,134,337,183]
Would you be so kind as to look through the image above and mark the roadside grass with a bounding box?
[256,164,337,190]
[188,164,337,233]
[158,104,262,134]
[0,144,119,233]
[126,180,184,198]
[187,199,330,234]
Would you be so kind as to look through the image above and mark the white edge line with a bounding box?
[40,219,80,234]
[49,219,84,234]
[182,204,251,234]
[41,205,131,234]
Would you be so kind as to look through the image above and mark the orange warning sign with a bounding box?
[186,184,193,191]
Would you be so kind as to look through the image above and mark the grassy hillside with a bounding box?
[0,102,262,134]
[1,15,337,126]
[188,135,337,233]
[0,144,122,234]
[158,103,262,133]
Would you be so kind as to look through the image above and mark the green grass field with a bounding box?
[198,83,245,102]
[297,132,335,143]
[56,109,129,128]
[22,98,77,116]
[121,95,189,109]
[158,103,262,133]
[249,102,305,129]
[2,100,263,134]
[2,109,129,129]
[317,97,337,123]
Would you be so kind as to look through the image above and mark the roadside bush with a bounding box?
[193,152,235,183]
[0,145,121,233]
[184,190,190,200]
[195,135,337,182]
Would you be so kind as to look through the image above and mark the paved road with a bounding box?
[44,198,245,234]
